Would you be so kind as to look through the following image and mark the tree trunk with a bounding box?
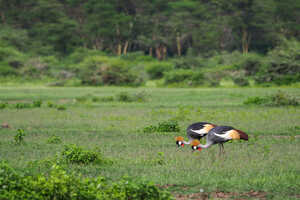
[156,46,162,60]
[0,12,5,24]
[176,33,181,56]
[123,41,129,55]
[149,47,153,57]
[162,46,167,60]
[117,43,122,56]
[242,28,250,54]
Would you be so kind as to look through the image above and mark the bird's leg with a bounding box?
[218,144,222,157]
[221,143,225,155]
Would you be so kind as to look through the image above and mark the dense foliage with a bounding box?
[0,162,173,200]
[0,0,299,86]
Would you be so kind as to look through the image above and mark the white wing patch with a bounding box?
[190,128,207,135]
[213,130,233,140]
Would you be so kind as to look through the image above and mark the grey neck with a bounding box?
[183,140,190,145]
[198,139,213,149]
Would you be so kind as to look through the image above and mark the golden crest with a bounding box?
[175,136,184,141]
[191,139,200,146]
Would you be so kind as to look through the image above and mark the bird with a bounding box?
[175,122,217,147]
[190,125,248,155]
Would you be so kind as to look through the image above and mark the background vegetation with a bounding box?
[0,87,299,199]
[0,0,299,87]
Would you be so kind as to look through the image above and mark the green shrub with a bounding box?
[47,135,62,144]
[143,120,180,133]
[57,105,67,111]
[0,162,173,200]
[116,92,134,102]
[14,129,25,145]
[32,100,42,107]
[232,76,249,87]
[146,62,173,79]
[61,144,102,164]
[269,90,299,106]
[244,91,299,106]
[172,57,204,69]
[47,101,55,108]
[235,53,264,76]
[243,97,268,105]
[157,120,180,132]
[77,56,143,86]
[116,91,149,102]
[132,90,149,102]
[75,95,90,103]
[255,39,300,85]
[98,96,115,102]
[164,69,204,86]
[14,102,32,109]
[143,125,157,133]
[120,51,154,62]
[65,48,105,64]
[0,102,8,109]
[0,63,18,76]
[21,58,51,78]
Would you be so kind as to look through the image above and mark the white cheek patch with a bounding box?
[193,146,197,150]
[178,141,182,145]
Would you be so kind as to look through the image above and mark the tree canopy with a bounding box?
[0,0,299,57]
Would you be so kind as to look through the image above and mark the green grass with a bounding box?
[0,87,299,199]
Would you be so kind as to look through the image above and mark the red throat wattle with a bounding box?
[198,147,202,151]
[181,143,184,147]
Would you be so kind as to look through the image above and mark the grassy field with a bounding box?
[0,87,299,199]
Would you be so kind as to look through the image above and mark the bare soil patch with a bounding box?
[174,191,268,200]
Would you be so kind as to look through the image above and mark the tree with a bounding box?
[215,0,277,54]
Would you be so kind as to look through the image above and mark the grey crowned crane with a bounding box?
[175,122,217,147]
[190,126,249,154]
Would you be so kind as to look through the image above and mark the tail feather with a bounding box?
[236,129,248,140]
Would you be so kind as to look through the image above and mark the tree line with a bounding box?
[1,0,299,58]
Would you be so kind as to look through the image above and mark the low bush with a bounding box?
[269,90,299,106]
[0,63,18,76]
[56,105,67,111]
[254,39,300,85]
[61,144,103,165]
[14,129,25,145]
[116,92,134,102]
[120,51,154,62]
[244,91,299,106]
[0,102,8,109]
[97,96,115,102]
[157,120,180,132]
[14,102,32,109]
[232,76,249,87]
[0,162,173,200]
[32,100,42,107]
[146,62,174,79]
[235,53,264,76]
[243,96,268,105]
[47,101,55,108]
[164,69,204,86]
[143,120,180,133]
[116,91,149,102]
[47,135,62,144]
[77,56,144,86]
[172,57,204,70]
